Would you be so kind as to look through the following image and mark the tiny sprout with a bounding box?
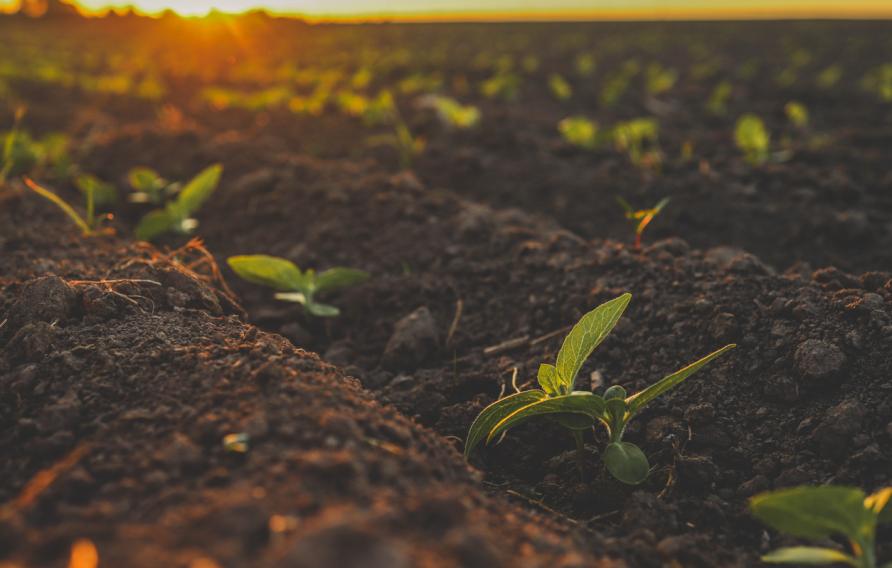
[548,74,573,102]
[558,116,599,150]
[611,118,660,167]
[423,95,480,129]
[135,164,222,241]
[784,101,809,129]
[465,293,734,485]
[128,166,177,204]
[24,177,111,237]
[645,63,678,96]
[227,254,369,318]
[750,485,891,568]
[734,113,770,166]
[363,91,424,170]
[706,81,732,116]
[223,433,250,453]
[617,196,669,250]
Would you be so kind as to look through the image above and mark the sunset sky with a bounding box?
[2,0,891,20]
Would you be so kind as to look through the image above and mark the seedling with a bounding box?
[611,118,660,167]
[24,177,110,236]
[735,114,770,165]
[135,164,222,241]
[645,63,678,96]
[227,254,369,318]
[751,485,892,568]
[617,196,669,250]
[75,174,117,207]
[422,95,480,129]
[465,293,734,484]
[363,91,424,169]
[784,101,809,129]
[706,81,732,116]
[548,74,573,102]
[558,116,599,150]
[128,166,177,204]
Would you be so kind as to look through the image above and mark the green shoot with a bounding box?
[424,95,480,129]
[363,91,424,170]
[548,74,573,102]
[465,293,734,485]
[135,164,222,241]
[751,485,892,568]
[611,118,661,168]
[706,81,732,116]
[227,254,369,318]
[617,197,669,250]
[128,166,176,204]
[24,177,109,237]
[785,101,809,129]
[645,63,678,96]
[75,174,117,207]
[1,110,40,182]
[481,71,521,102]
[735,114,770,166]
[558,116,599,150]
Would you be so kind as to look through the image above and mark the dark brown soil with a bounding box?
[2,16,891,568]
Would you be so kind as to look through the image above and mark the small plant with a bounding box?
[363,91,424,170]
[784,101,809,129]
[735,114,770,165]
[617,197,669,250]
[135,164,222,241]
[128,166,176,204]
[706,81,732,116]
[548,74,573,102]
[423,95,481,129]
[227,254,369,318]
[75,174,117,207]
[465,293,734,484]
[750,485,892,568]
[611,118,661,167]
[24,177,110,236]
[558,116,599,150]
[645,63,678,96]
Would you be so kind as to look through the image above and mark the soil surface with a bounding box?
[2,16,891,568]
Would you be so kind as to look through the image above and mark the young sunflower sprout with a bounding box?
[465,293,734,484]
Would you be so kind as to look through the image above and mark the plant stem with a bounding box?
[572,430,586,481]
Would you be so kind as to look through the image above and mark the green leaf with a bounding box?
[24,178,91,235]
[75,174,117,206]
[866,487,892,523]
[305,301,340,318]
[750,486,872,541]
[227,255,308,292]
[761,547,858,566]
[315,267,369,294]
[128,167,166,201]
[626,344,735,415]
[604,442,649,484]
[555,293,631,392]
[486,392,606,444]
[135,209,176,241]
[172,164,222,217]
[537,363,561,396]
[464,390,547,457]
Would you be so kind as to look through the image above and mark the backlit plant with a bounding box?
[611,118,661,167]
[784,101,809,129]
[128,166,176,205]
[465,293,734,484]
[735,113,770,165]
[135,164,222,241]
[558,116,599,150]
[227,254,369,318]
[24,177,111,237]
[548,74,573,102]
[750,485,891,568]
[617,196,669,250]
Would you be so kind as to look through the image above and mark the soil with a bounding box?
[2,16,891,568]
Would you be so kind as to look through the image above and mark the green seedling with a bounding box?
[735,114,770,166]
[481,71,521,102]
[128,166,177,204]
[785,101,809,129]
[861,64,892,103]
[465,293,734,484]
[558,116,599,150]
[617,197,669,250]
[548,74,573,102]
[24,177,110,236]
[575,53,596,77]
[135,164,222,241]
[611,118,660,167]
[751,485,892,568]
[707,81,732,116]
[816,65,842,90]
[227,254,369,318]
[645,63,678,96]
[363,91,424,169]
[75,174,117,207]
[600,60,639,108]
[424,95,480,129]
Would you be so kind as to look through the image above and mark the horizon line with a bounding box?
[4,3,892,22]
